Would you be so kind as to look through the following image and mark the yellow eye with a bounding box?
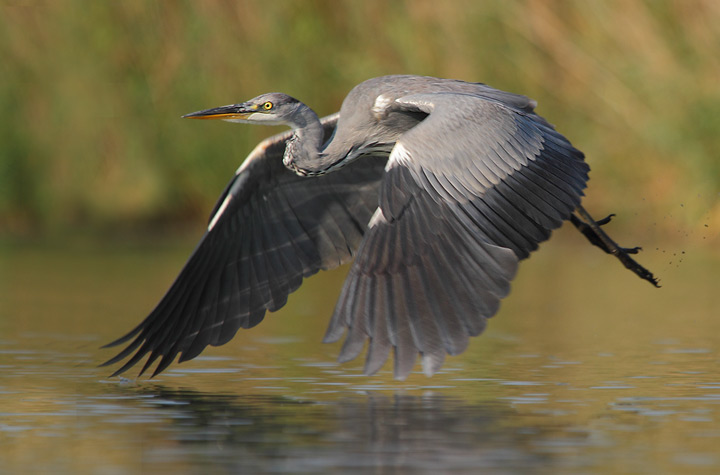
[262,101,273,110]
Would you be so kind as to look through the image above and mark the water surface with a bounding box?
[1,234,718,473]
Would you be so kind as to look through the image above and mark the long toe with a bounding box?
[622,246,642,254]
[596,214,616,226]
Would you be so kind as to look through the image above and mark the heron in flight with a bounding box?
[103,75,658,379]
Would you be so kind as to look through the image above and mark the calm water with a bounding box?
[1,232,719,474]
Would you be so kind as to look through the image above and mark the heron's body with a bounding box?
[103,75,657,379]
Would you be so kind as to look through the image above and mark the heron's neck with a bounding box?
[283,105,338,176]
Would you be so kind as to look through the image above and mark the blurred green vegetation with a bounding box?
[1,0,718,247]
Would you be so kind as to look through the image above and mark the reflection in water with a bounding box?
[129,386,552,473]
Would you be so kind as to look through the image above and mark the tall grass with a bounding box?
[1,0,718,246]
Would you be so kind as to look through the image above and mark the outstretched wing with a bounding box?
[103,114,388,377]
[324,92,590,379]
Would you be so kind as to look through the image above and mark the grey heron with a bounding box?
[102,75,658,379]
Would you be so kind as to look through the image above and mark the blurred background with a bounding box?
[1,0,718,244]
[2,2,720,473]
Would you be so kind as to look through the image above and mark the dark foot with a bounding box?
[571,206,660,288]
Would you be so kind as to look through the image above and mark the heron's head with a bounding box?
[183,93,302,126]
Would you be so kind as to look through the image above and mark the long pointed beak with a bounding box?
[182,103,258,120]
